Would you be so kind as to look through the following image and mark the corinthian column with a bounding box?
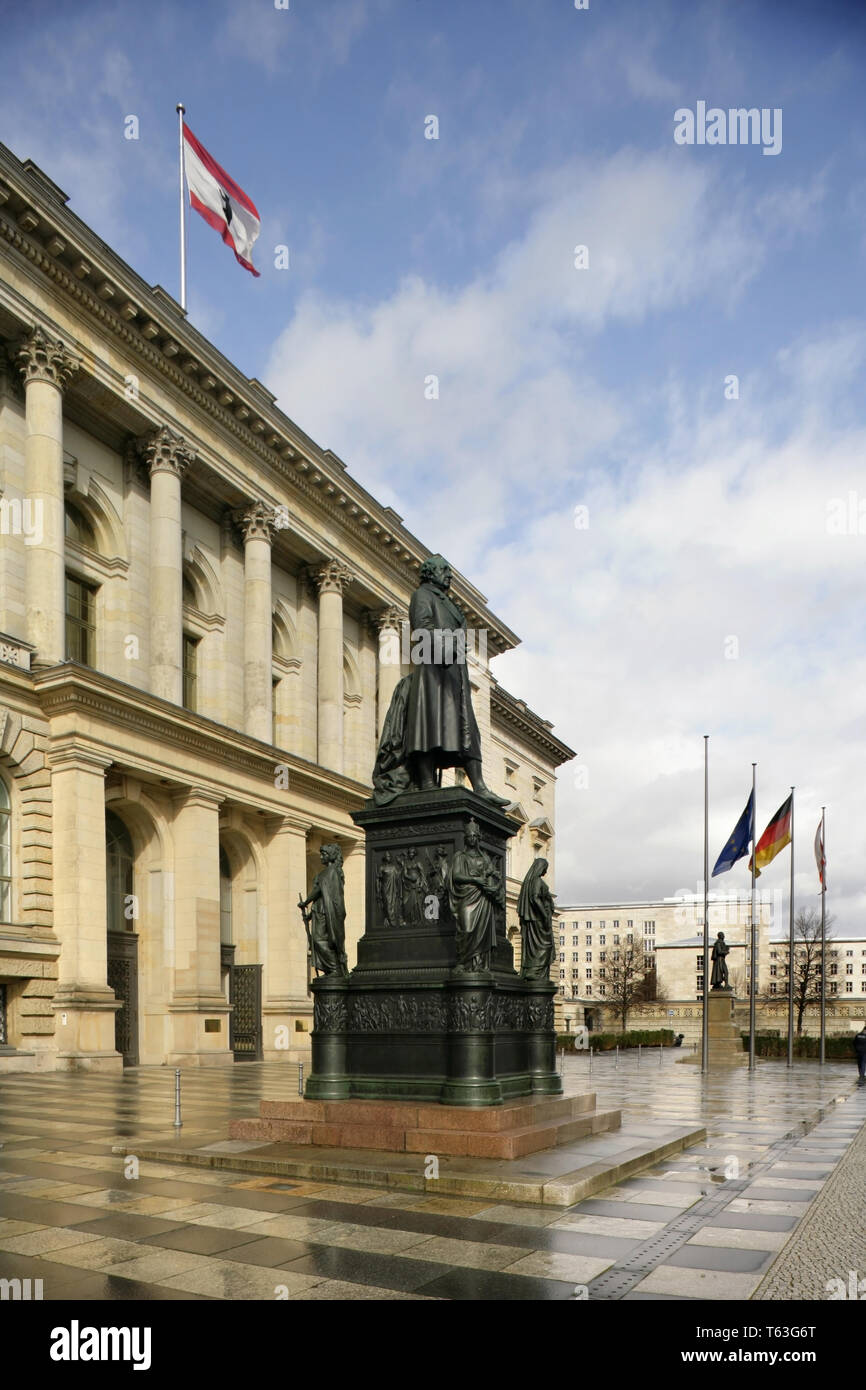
[142,427,194,704]
[233,501,278,743]
[369,605,406,738]
[306,558,354,773]
[17,327,79,667]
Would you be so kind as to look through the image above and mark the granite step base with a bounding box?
[228,1092,618,1160]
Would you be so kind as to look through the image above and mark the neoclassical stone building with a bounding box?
[0,145,573,1071]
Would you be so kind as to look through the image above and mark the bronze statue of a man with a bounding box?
[372,554,508,806]
[710,931,731,991]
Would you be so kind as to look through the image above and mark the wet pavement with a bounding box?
[0,1053,862,1300]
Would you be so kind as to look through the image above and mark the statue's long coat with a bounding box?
[405,581,482,764]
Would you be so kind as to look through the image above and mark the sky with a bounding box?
[2,0,866,932]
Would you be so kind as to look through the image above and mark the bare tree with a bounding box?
[604,941,653,1031]
[761,909,836,1034]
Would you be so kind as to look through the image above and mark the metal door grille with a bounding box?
[230,964,263,1060]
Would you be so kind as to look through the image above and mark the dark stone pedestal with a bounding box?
[306,787,561,1107]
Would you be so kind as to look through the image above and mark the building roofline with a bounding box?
[0,143,521,654]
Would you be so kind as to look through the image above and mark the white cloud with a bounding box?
[262,146,866,933]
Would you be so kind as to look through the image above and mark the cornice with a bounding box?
[30,662,369,813]
[490,682,575,767]
[0,145,519,656]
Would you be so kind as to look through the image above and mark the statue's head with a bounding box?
[320,843,341,865]
[717,931,725,940]
[383,851,392,863]
[536,857,549,876]
[407,847,417,859]
[465,817,481,847]
[419,554,452,590]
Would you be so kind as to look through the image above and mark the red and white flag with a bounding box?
[182,123,261,277]
[814,818,826,890]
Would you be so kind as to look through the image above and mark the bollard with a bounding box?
[298,1061,304,1096]
[659,1043,663,1066]
[173,1068,182,1130]
[638,1044,641,1066]
[589,1046,593,1074]
[615,1045,619,1069]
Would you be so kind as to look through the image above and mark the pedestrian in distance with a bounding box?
[854,1023,866,1085]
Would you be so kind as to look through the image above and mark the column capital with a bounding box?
[17,325,79,392]
[171,786,225,813]
[48,738,113,774]
[140,425,195,479]
[232,499,282,546]
[303,557,355,597]
[365,603,406,637]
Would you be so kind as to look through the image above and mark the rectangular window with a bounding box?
[846,982,853,993]
[585,921,592,929]
[599,920,606,928]
[599,951,606,962]
[586,968,592,979]
[599,968,606,979]
[770,983,777,994]
[599,934,606,945]
[613,920,619,928]
[183,634,199,711]
[598,984,606,995]
[559,951,565,962]
[697,976,704,990]
[770,966,777,977]
[846,964,853,974]
[627,919,633,928]
[585,952,592,962]
[559,969,565,979]
[830,982,838,994]
[65,573,96,665]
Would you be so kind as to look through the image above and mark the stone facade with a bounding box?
[0,146,574,1072]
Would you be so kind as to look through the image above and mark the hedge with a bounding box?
[740,1031,862,1060]
[557,1029,675,1053]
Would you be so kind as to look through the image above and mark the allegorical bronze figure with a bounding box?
[517,857,556,981]
[372,554,508,806]
[710,931,731,990]
[376,849,402,928]
[298,844,348,977]
[448,818,504,972]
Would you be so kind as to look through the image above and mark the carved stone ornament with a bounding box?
[17,325,79,392]
[232,499,280,545]
[304,557,355,597]
[140,425,195,479]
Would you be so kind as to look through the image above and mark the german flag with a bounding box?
[749,794,793,878]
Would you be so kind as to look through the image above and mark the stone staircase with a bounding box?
[229,1091,621,1161]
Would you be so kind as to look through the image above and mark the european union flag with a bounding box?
[712,791,754,876]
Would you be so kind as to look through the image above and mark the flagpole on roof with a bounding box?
[749,763,757,1071]
[176,103,187,312]
[702,736,709,1075]
[787,788,795,1067]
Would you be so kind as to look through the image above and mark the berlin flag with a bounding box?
[182,123,261,277]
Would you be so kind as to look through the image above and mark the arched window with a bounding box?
[64,500,97,550]
[0,779,11,924]
[220,846,232,944]
[106,809,134,932]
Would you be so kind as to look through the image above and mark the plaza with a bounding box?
[0,1052,861,1301]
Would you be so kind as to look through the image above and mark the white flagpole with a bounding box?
[787,787,795,1067]
[820,806,826,1067]
[177,103,187,312]
[702,735,709,1075]
[749,762,757,1071]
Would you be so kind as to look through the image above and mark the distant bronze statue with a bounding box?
[299,844,348,977]
[517,858,556,981]
[376,850,402,928]
[710,931,731,990]
[371,554,508,806]
[400,847,426,925]
[448,818,504,972]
